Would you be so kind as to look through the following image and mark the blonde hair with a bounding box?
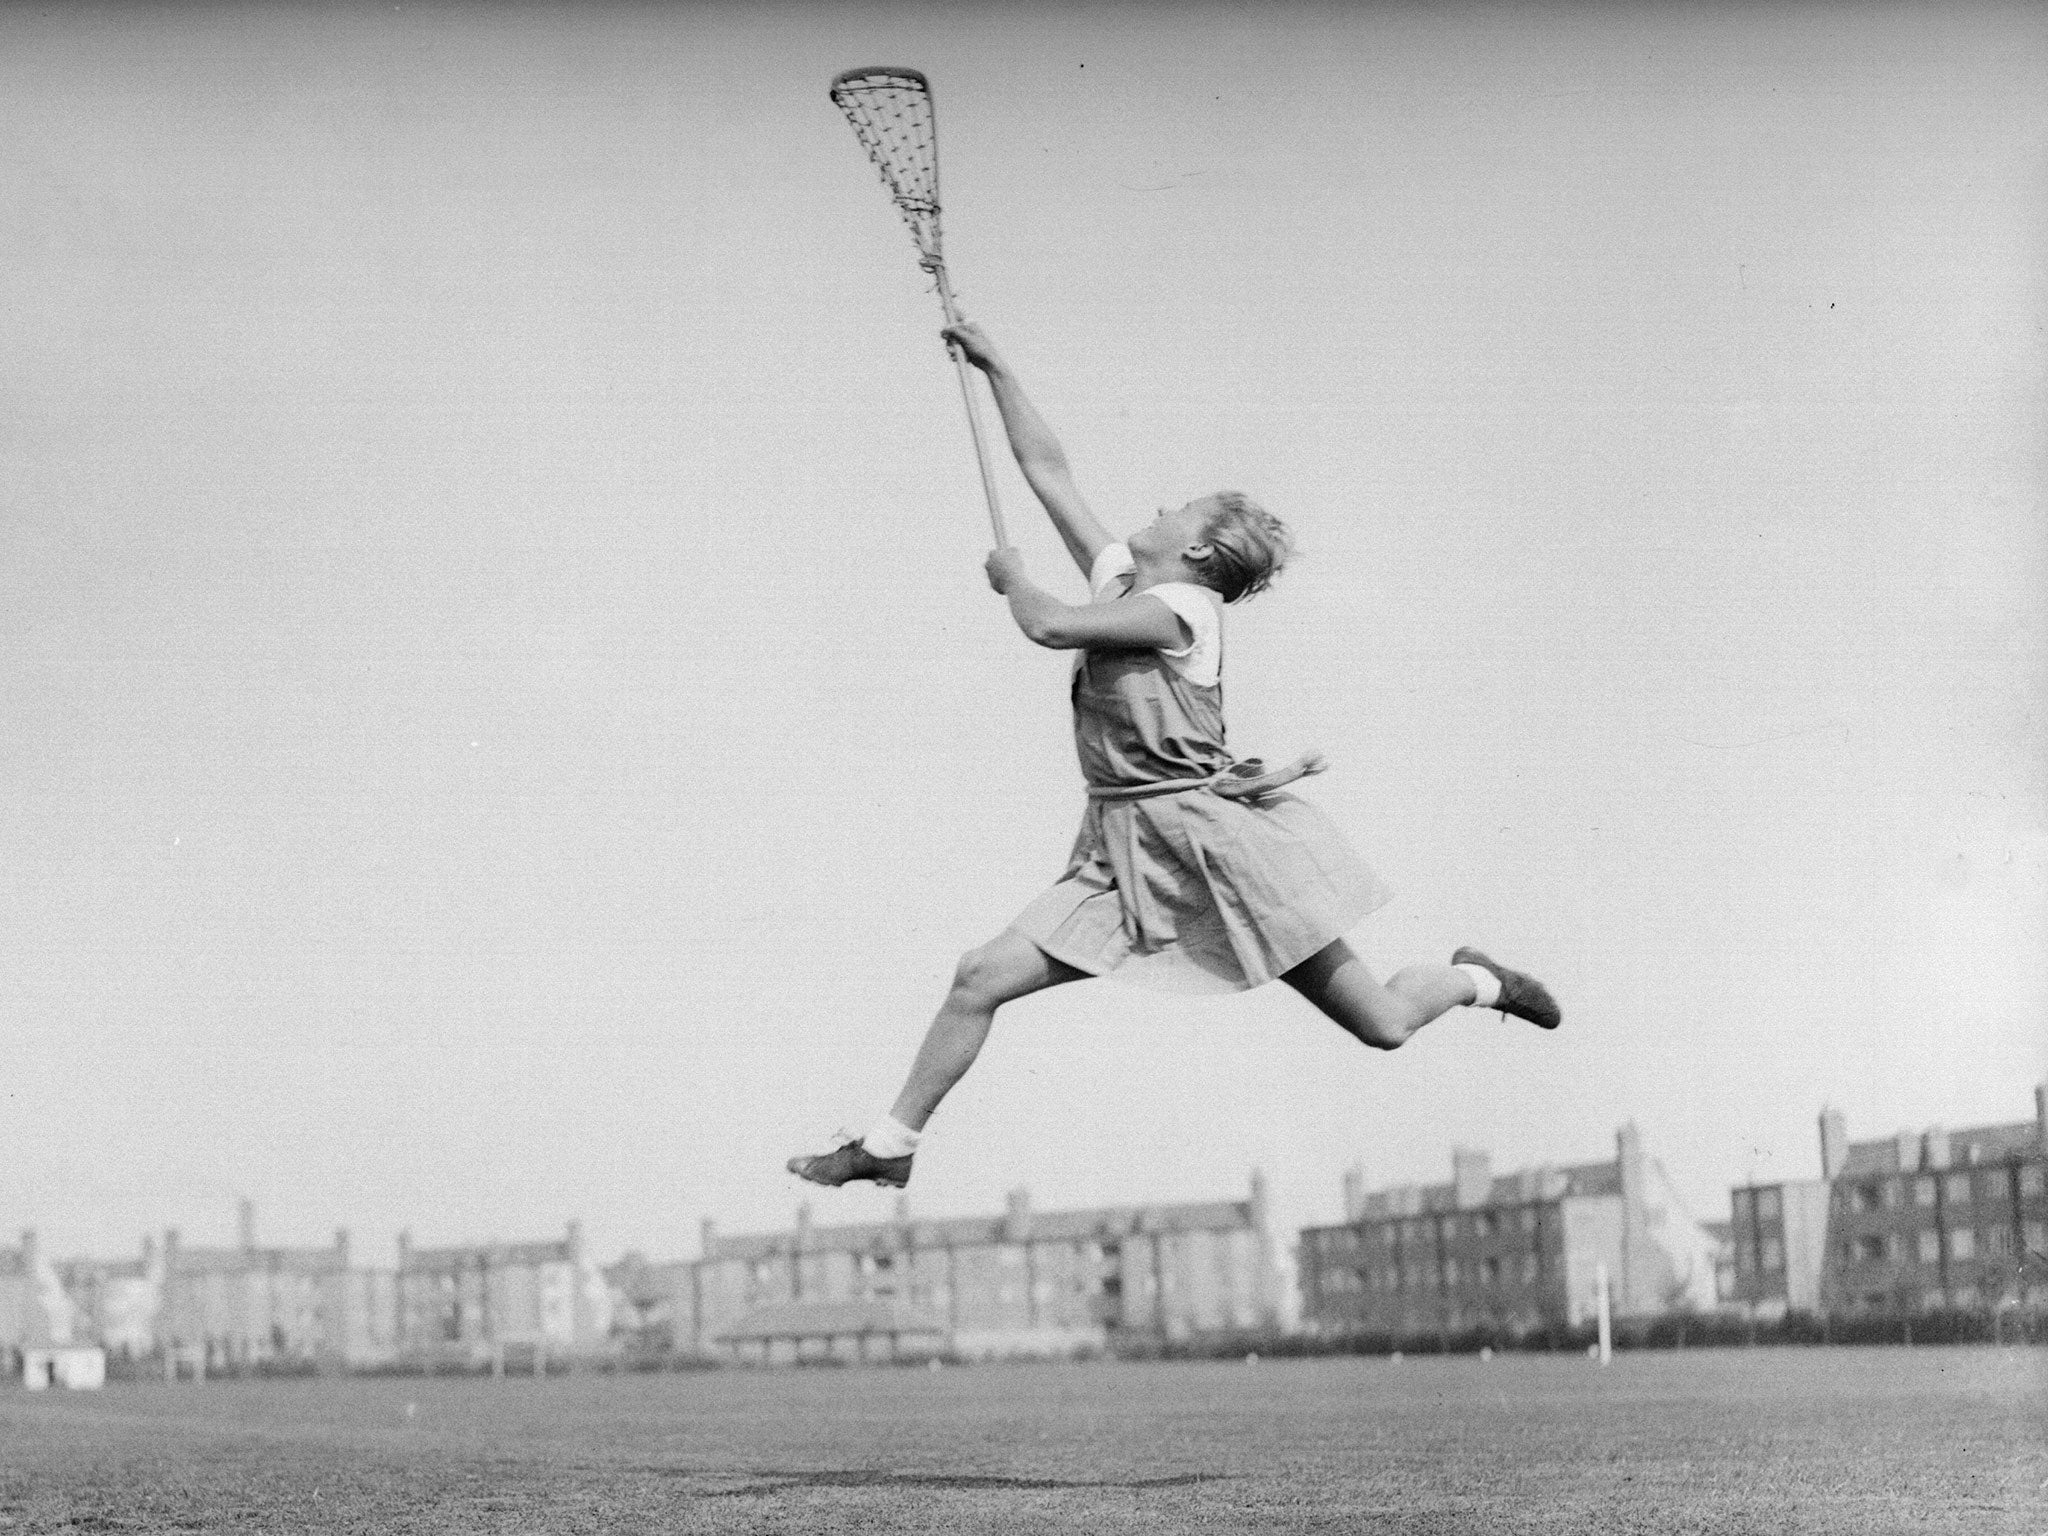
[1192,491,1292,603]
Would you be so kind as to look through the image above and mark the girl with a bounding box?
[790,321,1557,1190]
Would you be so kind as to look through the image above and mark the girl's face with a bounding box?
[1130,497,1219,562]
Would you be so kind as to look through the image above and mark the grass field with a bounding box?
[3,1346,2042,1534]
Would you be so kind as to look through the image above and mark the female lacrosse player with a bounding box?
[789,320,1558,1189]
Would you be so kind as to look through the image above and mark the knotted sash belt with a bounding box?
[1085,749,1329,803]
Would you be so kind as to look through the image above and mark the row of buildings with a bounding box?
[1723,1099,2048,1319]
[1294,1122,1719,1339]
[7,1086,2044,1373]
[1295,1085,2048,1337]
[0,1208,610,1375]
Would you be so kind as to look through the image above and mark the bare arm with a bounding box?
[985,549,1190,652]
[944,321,1115,576]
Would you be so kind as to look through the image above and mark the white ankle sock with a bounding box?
[862,1114,922,1160]
[1456,963,1502,1009]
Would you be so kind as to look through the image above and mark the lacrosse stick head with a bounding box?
[830,67,945,269]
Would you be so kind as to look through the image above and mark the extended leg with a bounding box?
[890,926,1087,1128]
[1282,938,1475,1051]
[788,927,1085,1187]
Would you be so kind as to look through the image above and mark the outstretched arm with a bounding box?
[944,321,1114,576]
[984,549,1189,652]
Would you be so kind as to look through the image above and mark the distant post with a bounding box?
[1594,1264,1613,1366]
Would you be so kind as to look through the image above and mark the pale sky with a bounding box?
[4,0,2043,1277]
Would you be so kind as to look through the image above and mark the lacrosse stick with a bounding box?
[829,67,1006,546]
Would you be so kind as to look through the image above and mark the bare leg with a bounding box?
[889,926,1088,1129]
[1282,938,1476,1051]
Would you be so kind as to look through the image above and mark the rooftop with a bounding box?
[169,1244,347,1274]
[1334,1160,1622,1227]
[1839,1119,2042,1178]
[402,1240,574,1270]
[707,1197,1257,1263]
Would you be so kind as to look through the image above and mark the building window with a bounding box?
[1760,1238,1784,1271]
[1734,1242,1754,1273]
[1883,1180,1906,1209]
[1945,1174,1972,1206]
[1732,1190,1752,1220]
[1851,1183,1883,1214]
[1979,1173,2009,1206]
[1917,1231,1941,1265]
[1756,1187,1781,1220]
[1478,1212,1499,1238]
[1985,1227,2013,1259]
[1914,1177,1937,1208]
[2018,1166,2045,1198]
[1946,1230,1975,1262]
[1852,1236,1885,1264]
[1521,1254,1540,1283]
[1482,1257,1501,1286]
[2024,1222,2046,1254]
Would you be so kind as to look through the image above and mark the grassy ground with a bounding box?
[2,1345,2042,1534]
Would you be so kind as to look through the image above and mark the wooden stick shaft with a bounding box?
[932,265,1006,547]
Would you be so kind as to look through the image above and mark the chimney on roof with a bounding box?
[1616,1123,1646,1199]
[396,1229,413,1270]
[1341,1164,1365,1222]
[699,1218,719,1261]
[565,1219,583,1261]
[1004,1187,1033,1242]
[2036,1082,2046,1150]
[893,1193,911,1230]
[1818,1107,1848,1179]
[237,1199,256,1253]
[334,1228,351,1268]
[1453,1148,1492,1211]
[1248,1168,1269,1234]
[1924,1127,1950,1170]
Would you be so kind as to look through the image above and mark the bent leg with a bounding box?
[1282,938,1476,1051]
[889,927,1088,1129]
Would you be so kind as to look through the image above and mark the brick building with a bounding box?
[684,1175,1279,1361]
[1729,1085,2048,1319]
[161,1201,394,1370]
[1297,1125,1718,1339]
[394,1219,610,1365]
[1722,1177,1833,1317]
[55,1237,164,1359]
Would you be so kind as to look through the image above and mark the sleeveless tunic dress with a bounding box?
[1012,548,1392,994]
